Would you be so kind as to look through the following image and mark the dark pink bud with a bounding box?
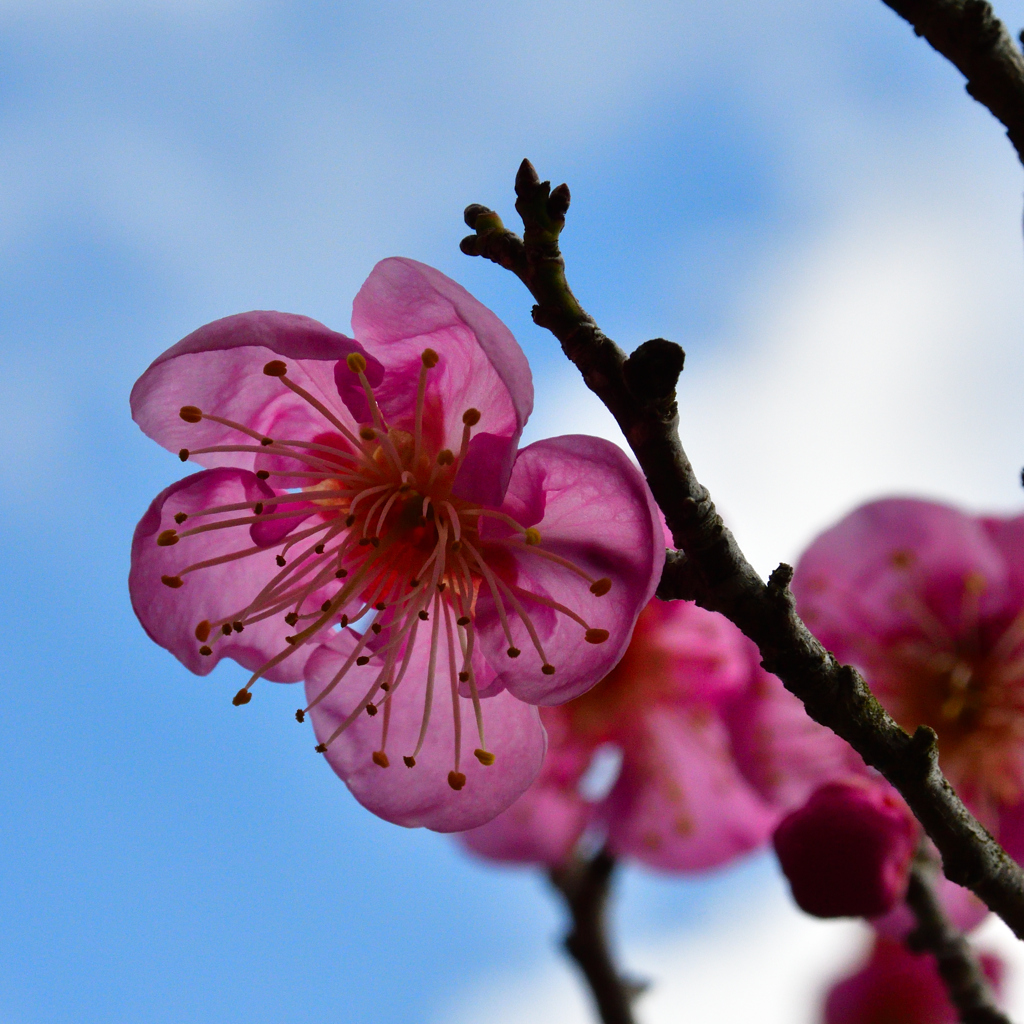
[773,779,918,919]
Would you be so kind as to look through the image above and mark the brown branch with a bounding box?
[906,848,1011,1023]
[460,159,1024,940]
[880,0,1024,166]
[548,848,645,1024]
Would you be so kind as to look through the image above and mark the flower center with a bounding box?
[157,349,613,790]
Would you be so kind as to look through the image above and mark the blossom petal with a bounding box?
[350,258,532,478]
[131,311,372,471]
[304,629,547,832]
[600,709,778,871]
[130,468,332,681]
[475,435,663,706]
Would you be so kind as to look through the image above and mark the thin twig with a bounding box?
[906,847,1011,1023]
[548,848,644,1024]
[460,160,1024,939]
[880,0,1024,166]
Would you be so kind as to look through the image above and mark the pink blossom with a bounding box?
[793,498,1024,860]
[460,597,854,870]
[772,778,918,919]
[130,258,663,831]
[822,936,1003,1024]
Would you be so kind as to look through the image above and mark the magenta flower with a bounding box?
[130,258,663,831]
[459,597,854,869]
[793,498,1024,859]
[823,936,1003,1024]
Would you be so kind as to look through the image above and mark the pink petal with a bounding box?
[871,871,988,938]
[792,498,1009,664]
[600,708,778,872]
[476,435,663,706]
[130,468,331,682]
[131,311,370,471]
[458,782,591,866]
[350,259,532,489]
[304,629,547,832]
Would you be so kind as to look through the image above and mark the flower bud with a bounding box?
[772,779,917,919]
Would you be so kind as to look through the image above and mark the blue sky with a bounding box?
[2,2,1024,1023]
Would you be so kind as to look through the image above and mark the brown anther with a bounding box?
[314,543,325,554]
[542,664,556,675]
[456,616,470,626]
[585,628,610,644]
[221,623,232,635]
[589,578,612,597]
[380,682,390,691]
[436,449,454,466]
[199,645,213,656]
[276,555,286,566]
[284,612,299,626]
[507,647,521,658]
[340,615,349,627]
[253,502,264,515]
[346,352,367,374]
[356,656,370,666]
[524,528,541,545]
[375,602,386,611]
[359,426,376,441]
[345,514,356,527]
[458,671,469,682]
[451,541,462,552]
[418,610,429,621]
[315,743,327,753]
[359,537,372,546]
[173,512,188,524]
[403,756,416,768]
[263,359,288,377]
[437,582,446,592]
[335,568,348,578]
[295,709,305,723]
[462,408,481,426]
[260,437,273,446]
[195,620,211,642]
[474,749,495,766]
[178,449,189,462]
[448,771,467,791]
[157,529,179,546]
[285,635,296,645]
[370,537,380,548]
[321,600,331,612]
[256,470,270,480]
[421,348,439,368]
[232,622,244,633]
[365,703,378,716]
[371,622,382,634]
[179,405,203,423]
[409,579,420,587]
[161,574,184,588]
[372,750,390,767]
[232,688,252,705]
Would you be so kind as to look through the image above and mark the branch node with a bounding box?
[622,339,685,405]
[767,562,795,600]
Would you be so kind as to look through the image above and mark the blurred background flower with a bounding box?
[3,1,1024,1022]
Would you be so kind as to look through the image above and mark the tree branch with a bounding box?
[906,848,1011,1023]
[879,0,1024,166]
[548,848,644,1024]
[461,159,1024,940]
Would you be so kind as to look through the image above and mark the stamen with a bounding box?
[161,575,184,588]
[179,406,202,423]
[474,749,495,766]
[448,771,466,790]
[372,750,389,768]
[157,530,178,546]
[195,621,211,642]
[590,578,612,596]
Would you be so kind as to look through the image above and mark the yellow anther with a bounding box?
[421,348,439,368]
[195,620,211,642]
[542,664,556,675]
[372,750,390,767]
[365,703,377,716]
[585,628,610,645]
[173,512,188,524]
[448,770,467,791]
[179,405,202,423]
[199,646,213,656]
[462,408,481,426]
[589,578,612,597]
[436,449,454,465]
[524,528,541,545]
[157,529,179,546]
[178,448,189,462]
[346,352,367,374]
[161,575,184,589]
[359,426,376,440]
[263,359,288,377]
[403,755,416,768]
[474,749,495,766]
